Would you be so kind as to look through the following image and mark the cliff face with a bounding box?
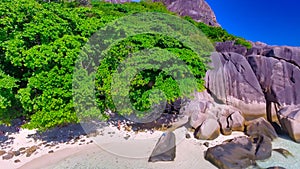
[152,0,220,26]
[105,0,220,26]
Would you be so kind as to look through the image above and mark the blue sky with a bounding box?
[204,0,300,46]
[132,0,300,46]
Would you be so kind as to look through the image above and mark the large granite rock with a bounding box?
[247,48,300,106]
[205,136,255,169]
[148,131,176,162]
[206,52,266,119]
[277,105,300,143]
[215,41,248,55]
[205,135,272,169]
[245,117,278,141]
[153,0,220,26]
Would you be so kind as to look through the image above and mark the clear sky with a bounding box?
[205,0,300,46]
[132,0,300,46]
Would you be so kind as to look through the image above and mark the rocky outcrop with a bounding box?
[206,42,300,142]
[152,0,219,26]
[180,91,245,138]
[277,105,300,142]
[206,52,267,119]
[148,131,176,162]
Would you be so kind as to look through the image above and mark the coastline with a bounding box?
[9,124,245,169]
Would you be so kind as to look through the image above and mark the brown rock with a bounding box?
[48,150,54,153]
[0,150,6,156]
[14,159,21,163]
[26,146,38,157]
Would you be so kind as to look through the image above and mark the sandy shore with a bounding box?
[5,123,246,169]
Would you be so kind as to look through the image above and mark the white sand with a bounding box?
[0,128,94,169]
[11,124,246,169]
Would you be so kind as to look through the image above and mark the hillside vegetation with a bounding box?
[0,0,251,130]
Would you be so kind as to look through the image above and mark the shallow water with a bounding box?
[43,134,300,169]
[256,135,300,169]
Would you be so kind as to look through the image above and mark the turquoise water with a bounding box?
[256,135,300,169]
[44,135,300,169]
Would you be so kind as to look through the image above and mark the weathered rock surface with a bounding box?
[277,105,300,142]
[205,136,255,169]
[148,131,176,162]
[206,52,266,119]
[247,47,300,106]
[152,0,219,26]
[245,117,278,140]
[205,135,272,169]
[180,91,245,137]
[215,41,248,55]
[194,118,220,140]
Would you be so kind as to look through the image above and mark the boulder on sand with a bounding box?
[148,131,176,162]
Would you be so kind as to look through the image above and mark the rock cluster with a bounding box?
[207,41,300,142]
[205,118,277,169]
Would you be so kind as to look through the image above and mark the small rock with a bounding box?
[124,125,132,132]
[26,146,38,157]
[80,139,85,142]
[185,133,191,139]
[203,142,209,147]
[13,150,21,156]
[124,134,130,140]
[14,159,21,163]
[2,152,14,160]
[48,150,54,154]
[19,147,26,151]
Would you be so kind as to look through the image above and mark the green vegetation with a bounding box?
[0,0,251,130]
[184,16,252,48]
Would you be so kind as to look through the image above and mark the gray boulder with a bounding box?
[194,118,220,140]
[148,131,176,162]
[205,136,256,169]
[206,52,266,119]
[277,105,300,142]
[205,135,272,169]
[245,117,278,141]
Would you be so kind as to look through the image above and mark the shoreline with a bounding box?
[1,120,245,169]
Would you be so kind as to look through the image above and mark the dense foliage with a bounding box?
[0,0,250,130]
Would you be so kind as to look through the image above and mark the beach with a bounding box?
[1,122,245,169]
